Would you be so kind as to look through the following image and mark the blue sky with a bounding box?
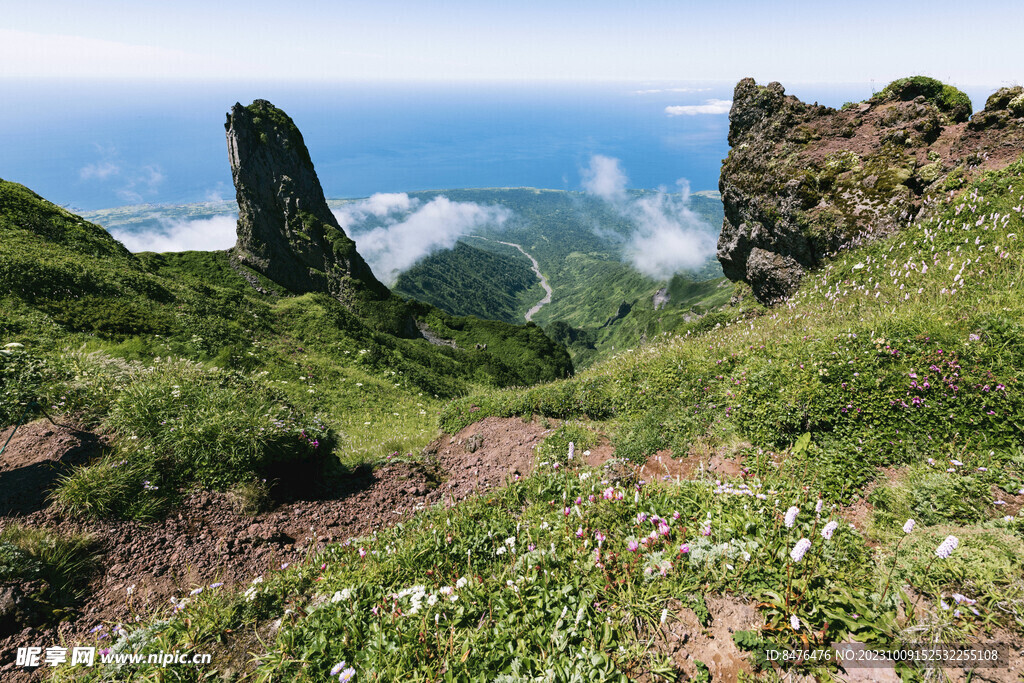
[1,0,1021,85]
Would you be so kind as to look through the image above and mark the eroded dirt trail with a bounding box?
[0,417,549,680]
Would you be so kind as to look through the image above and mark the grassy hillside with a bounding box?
[45,158,1024,680]
[1,178,570,519]
[445,162,1024,486]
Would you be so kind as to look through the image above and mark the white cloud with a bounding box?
[204,183,232,203]
[334,193,511,284]
[623,183,719,279]
[633,87,711,95]
[79,161,120,180]
[581,157,718,279]
[664,99,733,116]
[580,155,627,202]
[115,165,165,204]
[334,192,420,229]
[361,192,418,217]
[111,215,237,253]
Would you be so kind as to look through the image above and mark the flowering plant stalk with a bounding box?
[879,520,915,606]
[906,535,958,623]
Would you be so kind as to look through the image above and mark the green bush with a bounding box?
[0,525,97,608]
[870,471,989,529]
[52,455,169,520]
[40,295,177,338]
[54,359,331,519]
[0,541,41,582]
[0,342,66,428]
[894,527,1024,594]
[613,409,671,464]
[1009,93,1024,117]
[876,76,972,122]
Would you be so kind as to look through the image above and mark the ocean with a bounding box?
[0,79,992,212]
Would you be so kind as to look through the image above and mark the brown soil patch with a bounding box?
[642,594,759,682]
[427,416,548,497]
[992,485,1023,519]
[0,415,549,680]
[580,441,615,469]
[0,420,105,516]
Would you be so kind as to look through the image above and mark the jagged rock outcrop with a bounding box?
[718,77,1024,304]
[226,100,390,304]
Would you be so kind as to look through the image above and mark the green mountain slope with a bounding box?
[393,189,730,367]
[1,177,570,518]
[393,241,543,323]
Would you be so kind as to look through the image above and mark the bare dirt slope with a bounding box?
[0,416,548,679]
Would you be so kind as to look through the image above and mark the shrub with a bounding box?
[1009,93,1024,118]
[876,76,972,122]
[894,526,1024,595]
[0,524,97,608]
[869,471,989,529]
[54,359,331,519]
[0,343,48,428]
[0,541,41,582]
[52,455,168,520]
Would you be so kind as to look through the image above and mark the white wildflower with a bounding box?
[935,535,959,559]
[790,538,812,562]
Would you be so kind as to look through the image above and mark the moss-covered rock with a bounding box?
[873,76,972,123]
[717,77,1024,304]
[1009,93,1024,118]
[984,85,1024,112]
[916,161,943,184]
[225,100,392,310]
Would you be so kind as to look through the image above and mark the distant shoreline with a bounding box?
[81,187,723,219]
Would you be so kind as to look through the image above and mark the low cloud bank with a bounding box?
[665,99,732,116]
[633,87,711,95]
[111,214,237,253]
[334,193,511,285]
[580,155,718,280]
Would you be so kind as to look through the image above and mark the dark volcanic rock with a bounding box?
[0,583,42,637]
[718,77,1024,304]
[226,100,390,304]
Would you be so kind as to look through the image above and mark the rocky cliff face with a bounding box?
[226,100,390,304]
[718,77,1024,304]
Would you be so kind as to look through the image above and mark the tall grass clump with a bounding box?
[53,358,331,520]
[0,524,97,612]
